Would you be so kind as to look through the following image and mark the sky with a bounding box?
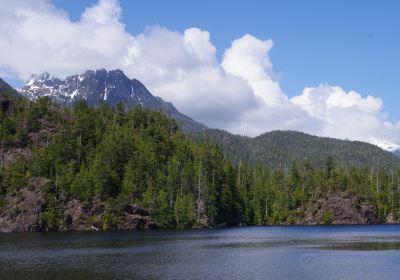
[0,0,399,145]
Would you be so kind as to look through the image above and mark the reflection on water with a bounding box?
[0,225,400,280]
[318,241,400,251]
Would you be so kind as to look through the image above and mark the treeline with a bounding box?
[204,129,400,170]
[1,93,400,229]
[236,160,400,224]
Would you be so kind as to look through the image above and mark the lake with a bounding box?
[1,225,400,279]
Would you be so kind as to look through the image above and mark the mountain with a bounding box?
[203,129,400,169]
[0,78,17,95]
[2,75,400,231]
[18,69,206,132]
[10,69,400,168]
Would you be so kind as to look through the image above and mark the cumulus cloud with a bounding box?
[222,34,287,107]
[122,26,258,127]
[0,0,131,78]
[291,85,400,143]
[0,0,399,145]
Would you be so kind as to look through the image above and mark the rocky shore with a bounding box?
[0,180,397,233]
[0,177,155,233]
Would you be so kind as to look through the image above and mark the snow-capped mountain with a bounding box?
[19,69,206,132]
[370,139,400,156]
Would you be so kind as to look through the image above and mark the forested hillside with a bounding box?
[204,129,400,169]
[0,92,241,231]
[0,79,17,94]
[1,82,400,231]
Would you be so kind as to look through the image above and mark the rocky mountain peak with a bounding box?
[18,69,206,132]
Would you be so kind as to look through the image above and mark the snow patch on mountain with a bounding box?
[369,139,400,154]
[18,69,207,132]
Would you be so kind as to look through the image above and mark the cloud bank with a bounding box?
[0,0,399,144]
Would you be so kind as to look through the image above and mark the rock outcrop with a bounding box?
[0,177,47,232]
[303,193,379,225]
[0,180,155,233]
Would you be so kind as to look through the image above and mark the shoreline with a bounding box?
[2,223,400,234]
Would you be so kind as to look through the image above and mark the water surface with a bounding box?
[1,225,400,279]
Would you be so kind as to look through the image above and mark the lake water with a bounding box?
[1,225,400,279]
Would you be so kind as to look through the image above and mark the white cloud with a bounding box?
[222,34,287,107]
[122,26,258,127]
[0,0,399,145]
[0,0,131,78]
[82,0,121,24]
[291,85,400,143]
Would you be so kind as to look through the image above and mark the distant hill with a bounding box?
[203,129,400,169]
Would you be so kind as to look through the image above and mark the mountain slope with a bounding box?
[18,69,206,132]
[204,129,400,169]
[0,78,17,95]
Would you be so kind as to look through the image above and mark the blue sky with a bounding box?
[53,0,400,120]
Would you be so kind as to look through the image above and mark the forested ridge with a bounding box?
[202,129,400,169]
[1,84,400,232]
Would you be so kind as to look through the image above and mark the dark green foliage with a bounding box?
[174,194,196,229]
[3,157,28,192]
[0,79,17,95]
[320,210,334,225]
[0,90,240,228]
[203,129,400,170]
[1,82,400,229]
